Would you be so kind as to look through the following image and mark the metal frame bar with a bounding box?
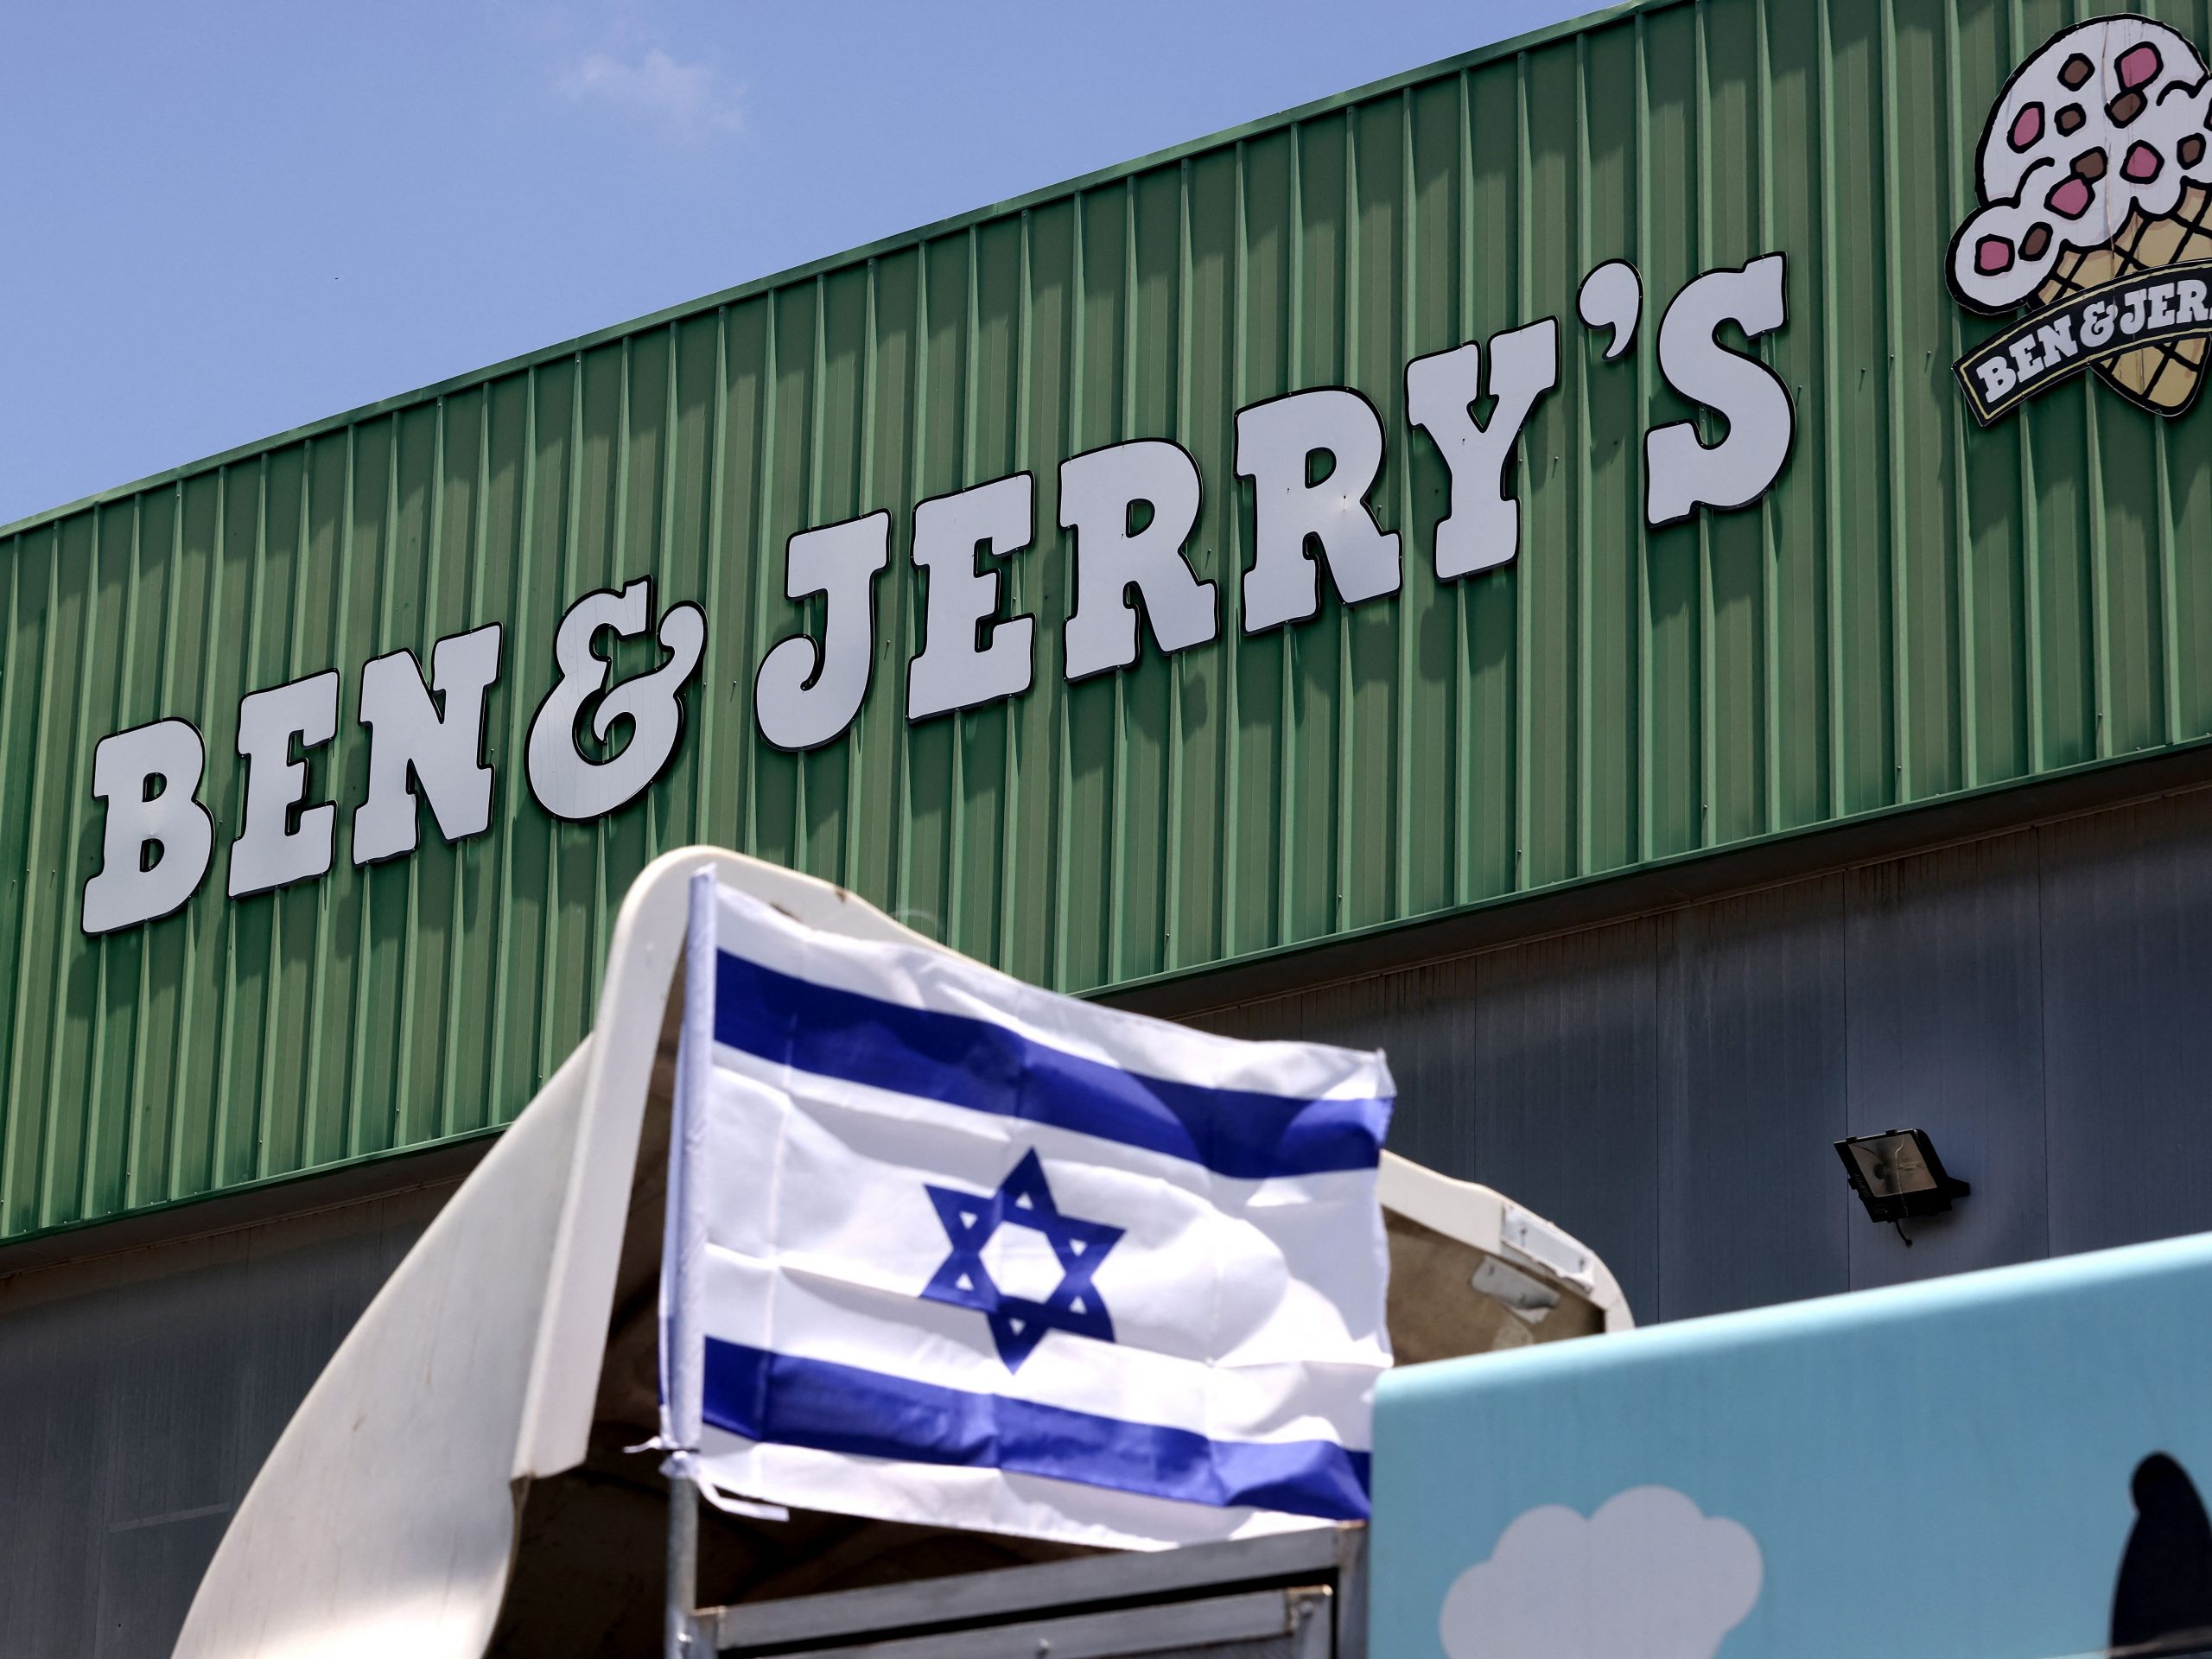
[709,1523,1365,1655]
[766,1587,1325,1659]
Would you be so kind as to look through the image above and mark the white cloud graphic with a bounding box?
[1440,1485,1762,1659]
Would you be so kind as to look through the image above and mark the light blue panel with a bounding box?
[1371,1231,2212,1658]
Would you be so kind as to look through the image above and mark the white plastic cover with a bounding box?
[171,848,928,1659]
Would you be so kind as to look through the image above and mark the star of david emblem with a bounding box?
[921,1148,1124,1372]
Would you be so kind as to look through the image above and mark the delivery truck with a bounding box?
[171,851,2212,1659]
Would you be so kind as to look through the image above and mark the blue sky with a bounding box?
[0,2,1595,530]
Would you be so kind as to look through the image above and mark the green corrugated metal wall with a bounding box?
[5,0,2211,1243]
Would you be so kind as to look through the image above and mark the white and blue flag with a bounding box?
[661,872,1395,1550]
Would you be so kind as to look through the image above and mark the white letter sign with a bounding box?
[78,246,1808,934]
[1060,440,1216,681]
[756,511,890,750]
[1236,389,1401,632]
[1405,318,1560,580]
[230,671,340,897]
[83,720,214,934]
[907,474,1036,721]
[353,624,503,865]
[1646,254,1795,528]
[527,582,706,821]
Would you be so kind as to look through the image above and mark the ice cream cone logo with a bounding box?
[1949,16,2212,424]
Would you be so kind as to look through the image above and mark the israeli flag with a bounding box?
[660,870,1395,1550]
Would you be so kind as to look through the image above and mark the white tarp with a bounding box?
[170,849,932,1659]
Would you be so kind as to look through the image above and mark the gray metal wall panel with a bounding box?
[94,1511,232,1659]
[1465,925,1668,1326]
[1354,960,1484,1189]
[2039,790,2212,1257]
[1842,834,2048,1289]
[1204,931,1672,1320]
[0,1192,441,1659]
[1661,881,1853,1321]
[0,1310,100,1651]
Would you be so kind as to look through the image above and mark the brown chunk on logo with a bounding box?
[2021,224,2052,260]
[2060,53,2095,89]
[2057,103,2087,134]
[2183,134,2207,168]
[2075,147,2107,181]
[2110,89,2147,126]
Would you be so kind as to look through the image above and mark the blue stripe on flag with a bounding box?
[713,950,1388,1179]
[702,1337,1370,1522]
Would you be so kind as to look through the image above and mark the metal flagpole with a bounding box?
[665,868,715,1658]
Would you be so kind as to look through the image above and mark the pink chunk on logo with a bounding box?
[1977,235,2015,274]
[2122,142,2165,181]
[2010,103,2044,150]
[2118,41,2164,89]
[2047,175,2094,217]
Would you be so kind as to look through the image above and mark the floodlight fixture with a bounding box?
[1834,1128,1970,1228]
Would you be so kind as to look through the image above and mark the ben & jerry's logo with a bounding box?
[1951,16,2212,423]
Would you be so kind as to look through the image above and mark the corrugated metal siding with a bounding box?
[1196,787,2212,1323]
[6,0,2212,1240]
[0,1190,446,1656]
